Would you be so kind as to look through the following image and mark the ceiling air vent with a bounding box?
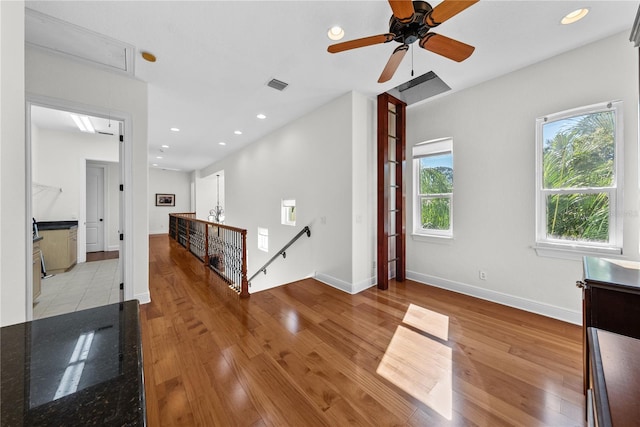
[387,71,450,106]
[267,78,289,91]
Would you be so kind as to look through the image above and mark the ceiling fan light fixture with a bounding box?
[561,8,589,25]
[327,26,345,41]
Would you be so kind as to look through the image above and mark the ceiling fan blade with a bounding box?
[425,0,479,27]
[378,45,409,83]
[388,0,415,22]
[419,33,475,62]
[327,33,395,53]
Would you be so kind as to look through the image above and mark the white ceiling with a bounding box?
[31,105,119,136]
[25,1,639,172]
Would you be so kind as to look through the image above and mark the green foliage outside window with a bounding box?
[543,111,614,242]
[419,157,453,231]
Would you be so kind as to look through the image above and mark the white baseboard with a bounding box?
[406,270,582,325]
[134,291,151,304]
[314,273,353,294]
[353,276,376,294]
[107,245,119,252]
[149,230,168,235]
[314,273,377,295]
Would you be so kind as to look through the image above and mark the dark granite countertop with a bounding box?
[36,221,78,231]
[1,301,146,426]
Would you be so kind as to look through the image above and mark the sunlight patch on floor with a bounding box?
[377,306,452,420]
[403,303,449,341]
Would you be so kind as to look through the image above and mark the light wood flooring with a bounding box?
[143,234,584,426]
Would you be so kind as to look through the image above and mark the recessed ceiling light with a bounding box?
[161,144,169,148]
[156,156,163,159]
[257,113,266,120]
[219,142,226,146]
[234,130,242,135]
[170,127,180,132]
[141,51,157,62]
[328,26,345,41]
[561,8,589,25]
[152,163,158,167]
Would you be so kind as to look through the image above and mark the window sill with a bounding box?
[533,242,622,261]
[411,233,454,244]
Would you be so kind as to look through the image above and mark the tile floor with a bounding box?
[33,259,121,319]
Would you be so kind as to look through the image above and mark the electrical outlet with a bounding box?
[479,270,487,280]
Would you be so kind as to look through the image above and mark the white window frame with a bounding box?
[412,137,454,238]
[534,101,623,258]
[257,227,269,252]
[281,199,296,226]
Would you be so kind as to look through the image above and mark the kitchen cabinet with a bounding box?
[39,226,77,273]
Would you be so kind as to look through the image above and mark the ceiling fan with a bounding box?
[328,0,478,83]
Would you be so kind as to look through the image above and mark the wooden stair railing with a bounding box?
[169,213,249,298]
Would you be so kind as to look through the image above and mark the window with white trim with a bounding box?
[412,138,453,237]
[281,199,296,226]
[257,227,268,252]
[535,101,623,255]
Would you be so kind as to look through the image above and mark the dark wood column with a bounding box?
[377,93,406,289]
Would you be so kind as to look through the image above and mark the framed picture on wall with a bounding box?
[156,193,175,206]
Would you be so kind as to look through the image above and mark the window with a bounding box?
[257,227,268,252]
[535,101,623,256]
[281,199,296,226]
[412,138,453,237]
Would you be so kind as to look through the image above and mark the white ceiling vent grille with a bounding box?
[267,78,289,91]
[25,8,135,76]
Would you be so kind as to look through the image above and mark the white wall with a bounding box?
[32,128,120,260]
[0,1,27,326]
[25,46,150,304]
[200,92,374,293]
[351,92,377,292]
[195,170,224,221]
[33,129,118,221]
[149,168,192,234]
[105,162,120,250]
[405,31,639,324]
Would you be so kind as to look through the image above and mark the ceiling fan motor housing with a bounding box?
[389,1,433,45]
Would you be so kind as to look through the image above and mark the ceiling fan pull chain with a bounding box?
[411,44,414,77]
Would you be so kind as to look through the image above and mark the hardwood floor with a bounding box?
[143,234,585,426]
[86,250,119,262]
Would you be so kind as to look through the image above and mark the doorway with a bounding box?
[28,101,127,320]
[86,163,105,253]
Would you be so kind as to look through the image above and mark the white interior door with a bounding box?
[86,164,105,252]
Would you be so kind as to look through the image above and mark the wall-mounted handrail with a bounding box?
[248,226,311,285]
